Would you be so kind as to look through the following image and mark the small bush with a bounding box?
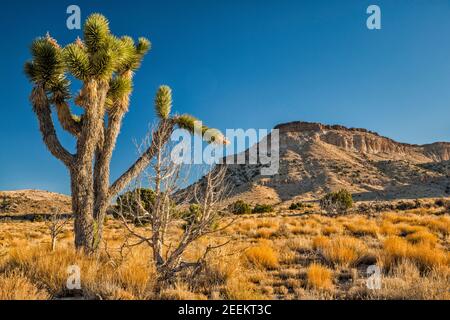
[320,189,353,214]
[434,199,445,207]
[0,196,15,213]
[230,200,252,214]
[289,202,304,210]
[252,204,274,214]
[115,188,156,220]
[434,198,450,210]
[396,200,420,211]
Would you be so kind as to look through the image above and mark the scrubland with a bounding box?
[0,204,449,300]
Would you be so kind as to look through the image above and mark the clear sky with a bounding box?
[0,0,449,194]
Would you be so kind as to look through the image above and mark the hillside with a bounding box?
[0,190,71,215]
[213,121,450,204]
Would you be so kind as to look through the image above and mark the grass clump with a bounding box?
[313,236,366,267]
[244,242,279,270]
[306,263,334,290]
[380,236,448,272]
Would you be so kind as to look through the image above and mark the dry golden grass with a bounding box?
[0,204,448,300]
[405,230,439,246]
[380,236,448,272]
[1,244,155,299]
[255,228,277,239]
[312,235,330,250]
[344,219,378,237]
[321,225,343,236]
[306,263,334,290]
[365,260,450,300]
[244,242,279,270]
[0,270,50,300]
[313,236,367,267]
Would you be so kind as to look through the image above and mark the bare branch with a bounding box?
[109,120,174,198]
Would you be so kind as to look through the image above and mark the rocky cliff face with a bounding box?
[275,121,450,162]
[216,121,450,203]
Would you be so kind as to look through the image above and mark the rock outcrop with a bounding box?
[215,121,450,203]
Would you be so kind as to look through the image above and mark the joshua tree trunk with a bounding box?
[71,168,95,251]
[25,14,225,254]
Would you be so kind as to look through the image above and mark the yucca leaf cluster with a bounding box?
[24,13,226,142]
[24,14,151,111]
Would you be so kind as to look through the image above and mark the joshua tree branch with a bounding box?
[31,87,75,167]
[55,102,81,136]
[108,119,174,198]
[93,111,125,224]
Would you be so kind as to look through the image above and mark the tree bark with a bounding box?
[71,168,95,252]
[70,80,106,253]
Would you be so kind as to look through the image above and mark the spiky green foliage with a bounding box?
[173,114,200,133]
[113,36,151,73]
[83,13,110,54]
[62,43,90,80]
[90,41,116,81]
[136,37,151,55]
[154,85,172,119]
[50,77,71,104]
[24,36,66,92]
[203,127,225,144]
[25,13,152,106]
[173,114,225,144]
[106,76,133,107]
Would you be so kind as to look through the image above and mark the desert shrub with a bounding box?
[434,198,450,210]
[289,202,304,210]
[180,204,220,232]
[230,200,252,214]
[319,189,353,214]
[395,200,421,211]
[358,201,394,213]
[0,196,15,213]
[115,188,155,219]
[434,199,446,207]
[252,204,274,214]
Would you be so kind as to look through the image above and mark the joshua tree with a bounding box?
[24,14,225,253]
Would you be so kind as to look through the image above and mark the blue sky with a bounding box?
[0,0,449,194]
